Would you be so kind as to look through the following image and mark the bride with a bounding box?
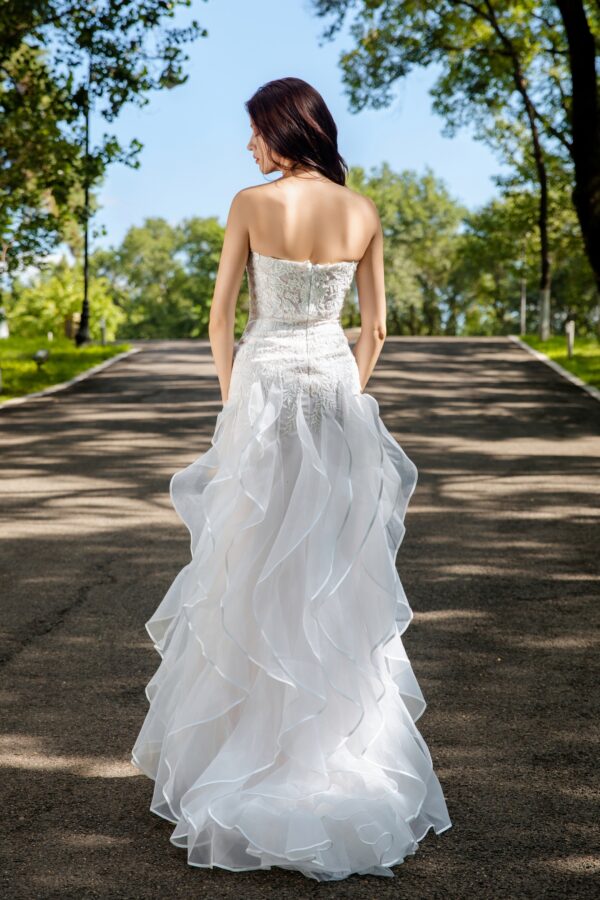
[131,76,452,881]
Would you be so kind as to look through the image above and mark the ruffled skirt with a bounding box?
[130,379,452,880]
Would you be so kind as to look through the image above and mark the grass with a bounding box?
[0,336,132,402]
[519,333,600,390]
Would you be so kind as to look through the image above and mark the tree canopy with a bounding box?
[0,0,204,272]
[312,0,600,332]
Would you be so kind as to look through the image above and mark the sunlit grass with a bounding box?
[520,334,600,389]
[0,337,132,402]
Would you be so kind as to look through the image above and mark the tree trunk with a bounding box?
[555,0,600,293]
[526,111,552,340]
[482,3,554,335]
[445,292,458,335]
[539,287,551,341]
[409,303,418,336]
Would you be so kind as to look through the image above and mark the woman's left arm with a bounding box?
[208,190,250,403]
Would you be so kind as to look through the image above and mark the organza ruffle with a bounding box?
[130,380,452,881]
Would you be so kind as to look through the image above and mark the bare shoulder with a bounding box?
[236,183,269,198]
[345,185,379,220]
[227,184,258,211]
[226,182,276,219]
[341,186,381,254]
[339,183,379,225]
[235,182,276,202]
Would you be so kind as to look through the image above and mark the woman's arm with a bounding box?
[208,191,251,403]
[352,200,387,392]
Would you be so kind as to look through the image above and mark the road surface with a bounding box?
[1,337,598,898]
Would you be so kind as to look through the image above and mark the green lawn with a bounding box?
[0,337,132,402]
[520,333,600,390]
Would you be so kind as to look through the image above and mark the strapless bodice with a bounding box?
[228,250,362,433]
[246,250,358,324]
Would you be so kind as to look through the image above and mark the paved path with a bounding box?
[1,338,598,899]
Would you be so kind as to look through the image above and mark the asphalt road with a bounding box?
[1,337,598,899]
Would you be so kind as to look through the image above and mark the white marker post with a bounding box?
[566,319,575,359]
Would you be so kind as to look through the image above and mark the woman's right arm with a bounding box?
[208,191,250,403]
[352,200,387,392]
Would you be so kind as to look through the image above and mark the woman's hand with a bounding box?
[352,324,386,393]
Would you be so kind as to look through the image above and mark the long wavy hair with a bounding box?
[245,77,349,186]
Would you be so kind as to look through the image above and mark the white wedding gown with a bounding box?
[130,249,452,880]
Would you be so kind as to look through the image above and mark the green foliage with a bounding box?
[313,1,580,163]
[0,43,83,269]
[311,0,600,305]
[0,1,205,272]
[451,186,598,335]
[92,216,249,339]
[350,158,593,338]
[9,256,125,340]
[348,163,466,334]
[520,333,600,388]
[351,160,597,337]
[93,217,192,339]
[0,336,131,401]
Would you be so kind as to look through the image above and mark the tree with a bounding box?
[0,1,205,273]
[455,196,536,335]
[449,183,597,336]
[311,0,600,336]
[554,2,600,296]
[91,216,250,339]
[178,217,250,338]
[349,163,465,334]
[9,255,125,339]
[0,43,83,272]
[92,218,191,339]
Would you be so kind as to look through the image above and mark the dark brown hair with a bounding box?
[245,77,349,186]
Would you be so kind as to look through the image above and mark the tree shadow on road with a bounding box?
[1,339,598,897]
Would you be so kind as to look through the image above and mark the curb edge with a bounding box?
[508,334,600,404]
[0,346,143,411]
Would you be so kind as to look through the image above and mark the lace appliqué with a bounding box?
[229,253,362,435]
[246,251,357,323]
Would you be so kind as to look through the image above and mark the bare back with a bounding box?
[243,177,376,264]
[211,175,386,340]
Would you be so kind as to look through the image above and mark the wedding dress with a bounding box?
[130,248,452,880]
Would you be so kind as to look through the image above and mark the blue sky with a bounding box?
[94,0,506,249]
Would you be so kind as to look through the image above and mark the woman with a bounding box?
[131,76,452,881]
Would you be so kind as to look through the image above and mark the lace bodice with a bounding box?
[228,251,362,433]
[246,250,358,323]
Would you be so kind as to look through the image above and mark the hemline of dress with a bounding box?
[130,752,452,881]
